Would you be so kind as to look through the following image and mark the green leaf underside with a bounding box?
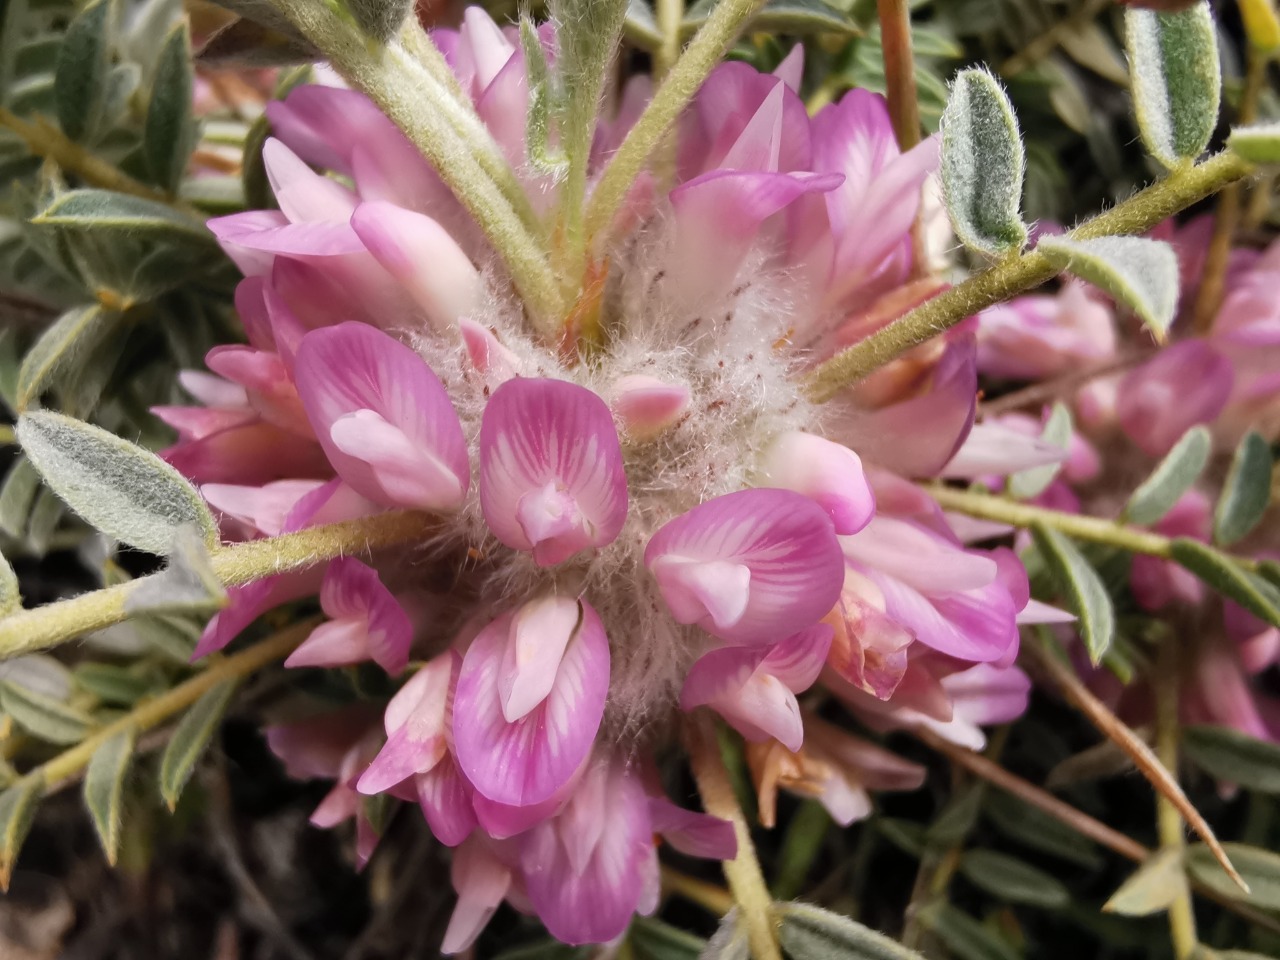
[1125,3,1221,167]
[143,23,197,193]
[1183,725,1280,793]
[0,779,42,887]
[159,679,238,809]
[1104,848,1187,916]
[0,680,93,744]
[1214,431,1272,546]
[17,411,218,556]
[1229,122,1280,164]
[1169,539,1280,629]
[83,726,135,864]
[1032,523,1115,663]
[778,902,926,960]
[940,68,1027,257]
[959,849,1071,908]
[1037,235,1178,340]
[1186,842,1280,910]
[1124,425,1211,526]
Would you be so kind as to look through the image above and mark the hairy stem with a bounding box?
[877,0,921,153]
[0,108,202,217]
[805,151,1255,401]
[661,865,735,915]
[1155,644,1198,959]
[1023,638,1246,892]
[924,485,1263,570]
[686,715,782,960]
[914,726,1280,936]
[584,0,767,250]
[20,619,310,790]
[655,0,686,79]
[263,0,563,329]
[0,511,437,659]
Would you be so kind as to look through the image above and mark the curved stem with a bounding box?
[804,151,1255,401]
[0,511,437,659]
[686,714,782,960]
[655,0,685,79]
[1155,644,1198,959]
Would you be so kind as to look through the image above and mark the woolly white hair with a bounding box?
[397,206,830,739]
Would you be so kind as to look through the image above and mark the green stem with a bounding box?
[686,714,782,960]
[655,0,685,79]
[804,151,1255,402]
[264,0,563,330]
[1155,644,1199,960]
[0,511,437,659]
[924,485,1262,569]
[583,0,767,251]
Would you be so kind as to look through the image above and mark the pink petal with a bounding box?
[826,583,913,700]
[841,517,997,594]
[356,653,456,794]
[193,571,321,658]
[646,488,844,645]
[416,757,477,847]
[204,345,311,436]
[760,432,875,535]
[350,201,481,331]
[200,479,325,536]
[609,375,691,440]
[285,557,412,673]
[479,378,628,566]
[498,595,579,723]
[460,319,523,385]
[442,837,513,955]
[453,601,610,807]
[1117,340,1233,458]
[773,44,804,93]
[294,323,470,511]
[647,799,737,860]
[942,421,1070,478]
[163,420,332,485]
[262,137,358,222]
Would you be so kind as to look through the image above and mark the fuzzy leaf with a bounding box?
[983,791,1104,869]
[1187,843,1280,910]
[1228,122,1280,164]
[1104,848,1187,916]
[1169,539,1280,628]
[124,526,228,616]
[144,22,197,193]
[15,305,117,410]
[926,784,983,845]
[54,0,113,142]
[554,0,628,184]
[778,902,925,960]
[17,411,218,555]
[159,679,237,810]
[345,0,413,42]
[1125,2,1221,167]
[1183,725,1280,793]
[1037,235,1178,341]
[1031,523,1115,663]
[0,459,39,540]
[0,549,17,616]
[1008,402,1071,500]
[701,911,749,960]
[0,680,93,744]
[958,850,1071,908]
[628,917,706,960]
[1214,432,1272,546]
[520,17,566,177]
[1124,425,1211,526]
[84,726,135,864]
[683,0,859,36]
[622,0,661,50]
[916,904,1019,960]
[73,664,152,706]
[0,779,42,890]
[32,190,214,247]
[940,68,1027,257]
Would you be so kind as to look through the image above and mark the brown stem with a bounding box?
[979,352,1147,417]
[1155,644,1198,959]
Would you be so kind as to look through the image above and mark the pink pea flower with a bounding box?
[1117,339,1234,458]
[1129,490,1211,612]
[975,282,1117,382]
[285,558,413,673]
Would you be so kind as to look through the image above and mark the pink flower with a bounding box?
[1129,490,1211,612]
[976,282,1116,381]
[1117,340,1233,458]
[285,557,413,673]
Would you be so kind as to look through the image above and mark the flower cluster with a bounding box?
[157,7,1059,947]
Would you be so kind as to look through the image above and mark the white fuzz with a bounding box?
[400,207,829,738]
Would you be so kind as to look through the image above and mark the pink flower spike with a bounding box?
[479,378,628,566]
[760,432,875,535]
[645,488,844,645]
[610,375,691,441]
[356,652,457,795]
[285,558,412,674]
[294,323,470,511]
[453,600,610,807]
[350,201,481,332]
[681,625,832,751]
[442,837,513,955]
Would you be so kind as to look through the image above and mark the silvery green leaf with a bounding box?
[24,487,63,554]
[159,679,237,810]
[701,910,748,960]
[926,783,983,846]
[134,614,201,665]
[144,22,197,194]
[0,550,16,615]
[0,655,73,701]
[1125,2,1221,168]
[54,0,113,142]
[1186,843,1280,910]
[1103,848,1187,916]
[1124,425,1211,526]
[73,663,152,706]
[940,68,1027,258]
[99,62,142,132]
[0,680,94,744]
[1169,539,1280,628]
[983,791,1104,869]
[17,411,218,555]
[345,0,413,42]
[778,902,925,960]
[1059,19,1129,85]
[521,17,567,177]
[1214,432,1272,546]
[623,0,661,51]
[0,779,41,890]
[1037,235,1179,341]
[83,726,134,864]
[16,304,117,410]
[0,458,39,539]
[916,903,1019,960]
[958,850,1071,908]
[32,190,213,248]
[1031,523,1115,663]
[629,917,706,960]
[1228,122,1280,164]
[1008,402,1072,500]
[1183,725,1280,794]
[553,0,628,185]
[124,525,228,615]
[684,0,860,36]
